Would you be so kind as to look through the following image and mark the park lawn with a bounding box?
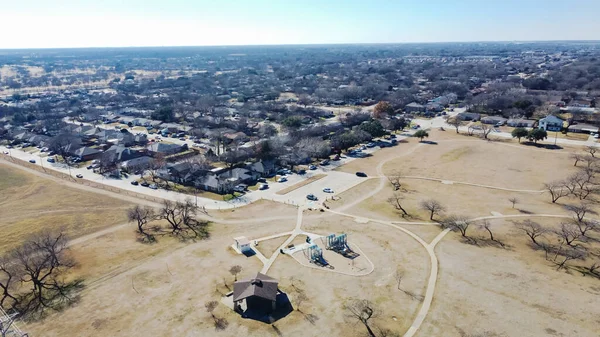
[0,163,133,253]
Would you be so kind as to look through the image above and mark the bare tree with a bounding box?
[387,193,409,217]
[447,116,462,133]
[205,300,228,330]
[0,257,19,310]
[588,262,600,276]
[570,153,584,167]
[544,181,569,203]
[441,215,472,238]
[229,265,242,282]
[344,299,377,337]
[513,220,547,246]
[386,171,402,191]
[394,267,404,290]
[508,197,518,209]
[159,199,209,238]
[552,247,585,271]
[573,219,598,237]
[127,206,156,242]
[480,220,504,247]
[565,202,592,222]
[586,146,597,158]
[556,222,584,248]
[12,231,78,316]
[419,199,446,220]
[480,124,493,139]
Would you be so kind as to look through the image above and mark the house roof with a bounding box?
[147,142,182,153]
[540,115,563,124]
[74,147,102,157]
[233,273,278,302]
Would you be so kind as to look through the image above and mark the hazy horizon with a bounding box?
[2,0,600,49]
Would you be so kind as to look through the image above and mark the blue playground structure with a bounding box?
[324,233,359,259]
[305,244,328,266]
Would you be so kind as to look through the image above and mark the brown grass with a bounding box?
[255,235,290,257]
[0,164,133,252]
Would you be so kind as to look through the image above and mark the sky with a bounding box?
[1,0,599,49]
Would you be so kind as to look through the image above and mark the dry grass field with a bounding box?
[0,164,132,252]
[6,129,600,337]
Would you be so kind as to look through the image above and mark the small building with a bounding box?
[234,236,252,254]
[568,123,599,134]
[538,115,564,132]
[481,116,507,125]
[233,273,279,312]
[457,112,481,121]
[507,118,536,128]
[404,102,425,113]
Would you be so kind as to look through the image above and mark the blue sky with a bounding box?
[1,0,599,48]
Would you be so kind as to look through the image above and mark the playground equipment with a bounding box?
[324,233,359,258]
[304,244,328,266]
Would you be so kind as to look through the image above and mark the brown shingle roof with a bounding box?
[233,273,278,302]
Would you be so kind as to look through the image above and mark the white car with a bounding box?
[323,188,334,193]
[277,177,287,183]
[76,174,83,178]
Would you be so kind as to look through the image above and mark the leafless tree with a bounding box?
[544,181,569,203]
[573,219,598,237]
[394,267,404,290]
[0,257,19,310]
[147,153,166,183]
[513,220,548,246]
[419,199,446,220]
[508,197,518,209]
[159,199,209,238]
[552,246,585,271]
[565,202,592,222]
[386,171,402,191]
[12,231,78,316]
[480,124,493,139]
[441,215,472,238]
[387,193,409,217]
[127,206,156,242]
[570,153,584,167]
[344,299,377,337]
[205,300,218,317]
[447,116,462,133]
[588,262,600,276]
[480,220,504,247]
[586,146,597,158]
[556,222,584,248]
[205,300,228,330]
[229,265,242,282]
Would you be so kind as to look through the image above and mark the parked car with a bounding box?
[366,143,375,148]
[86,165,93,169]
[28,159,36,163]
[309,165,317,170]
[149,184,158,190]
[76,174,83,178]
[356,172,367,177]
[320,159,330,165]
[323,188,334,193]
[259,183,269,190]
[131,181,139,186]
[140,181,150,187]
[257,177,267,183]
[333,154,341,161]
[2,151,8,154]
[277,177,287,183]
[306,194,318,201]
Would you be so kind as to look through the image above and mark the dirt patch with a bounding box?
[276,174,326,195]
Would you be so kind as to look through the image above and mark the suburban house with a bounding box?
[120,156,154,172]
[404,102,426,113]
[507,119,536,128]
[538,115,564,131]
[457,112,481,121]
[480,116,507,125]
[103,145,143,163]
[147,142,187,157]
[425,102,444,112]
[567,123,599,134]
[233,273,280,313]
[246,160,277,177]
[197,167,258,194]
[72,146,102,161]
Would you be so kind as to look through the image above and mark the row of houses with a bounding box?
[456,112,599,133]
